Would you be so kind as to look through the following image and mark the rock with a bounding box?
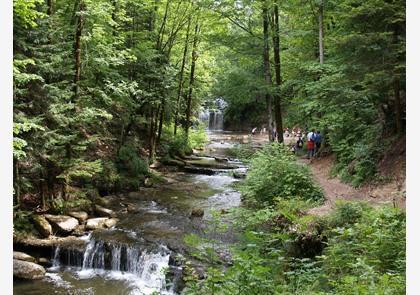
[93,196,112,207]
[44,215,79,235]
[68,211,88,223]
[14,235,86,251]
[214,157,229,163]
[125,203,140,213]
[72,224,86,236]
[13,251,36,263]
[149,161,163,169]
[37,257,51,267]
[104,218,119,228]
[95,205,117,218]
[86,217,109,230]
[32,215,52,238]
[233,171,246,179]
[164,159,186,168]
[13,259,46,280]
[184,166,216,175]
[190,208,204,218]
[144,177,153,188]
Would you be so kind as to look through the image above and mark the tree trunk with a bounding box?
[73,0,85,99]
[262,0,273,142]
[318,0,324,64]
[47,0,53,16]
[394,79,402,134]
[14,160,20,207]
[184,19,200,138]
[271,0,284,143]
[392,25,403,135]
[149,108,156,161]
[157,101,165,144]
[174,16,191,135]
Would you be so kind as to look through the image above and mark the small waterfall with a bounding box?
[50,235,173,294]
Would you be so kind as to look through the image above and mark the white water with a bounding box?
[47,235,174,295]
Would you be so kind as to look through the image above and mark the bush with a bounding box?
[226,143,256,161]
[241,144,324,205]
[116,144,149,177]
[160,124,208,157]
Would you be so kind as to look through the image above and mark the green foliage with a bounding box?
[117,145,149,178]
[185,201,405,295]
[51,195,92,215]
[241,144,324,205]
[13,208,35,234]
[160,124,207,158]
[188,125,208,150]
[226,143,256,161]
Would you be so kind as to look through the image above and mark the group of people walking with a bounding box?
[290,128,322,159]
[251,126,323,160]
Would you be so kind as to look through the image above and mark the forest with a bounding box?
[13,0,406,294]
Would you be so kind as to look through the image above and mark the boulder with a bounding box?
[149,161,163,169]
[104,218,119,228]
[32,215,52,238]
[37,257,51,267]
[13,251,36,263]
[72,224,86,236]
[190,208,204,218]
[68,211,88,223]
[93,196,112,207]
[13,235,86,251]
[13,259,46,280]
[86,217,109,230]
[95,205,117,218]
[214,157,229,163]
[44,214,79,235]
[144,177,153,188]
[125,203,140,213]
[232,171,246,179]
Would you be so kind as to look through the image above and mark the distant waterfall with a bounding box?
[199,97,227,130]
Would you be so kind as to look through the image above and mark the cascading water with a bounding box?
[49,233,174,295]
[200,97,227,130]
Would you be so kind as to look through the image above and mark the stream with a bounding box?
[13,131,249,295]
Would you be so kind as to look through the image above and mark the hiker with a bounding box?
[307,128,316,159]
[272,128,277,141]
[295,136,304,155]
[284,127,290,137]
[314,130,322,157]
[251,127,257,135]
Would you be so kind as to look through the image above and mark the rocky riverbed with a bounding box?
[13,131,248,294]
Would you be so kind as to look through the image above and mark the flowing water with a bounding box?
[14,131,247,295]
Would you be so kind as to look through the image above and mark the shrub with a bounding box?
[240,144,324,205]
[116,144,149,177]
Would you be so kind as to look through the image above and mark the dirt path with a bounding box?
[300,155,406,216]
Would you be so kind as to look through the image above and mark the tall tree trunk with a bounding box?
[14,160,20,207]
[157,102,165,144]
[262,0,273,141]
[47,0,53,16]
[394,79,402,134]
[318,0,324,64]
[392,25,403,135]
[271,0,284,143]
[174,16,191,135]
[184,18,200,138]
[73,0,85,99]
[149,108,156,161]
